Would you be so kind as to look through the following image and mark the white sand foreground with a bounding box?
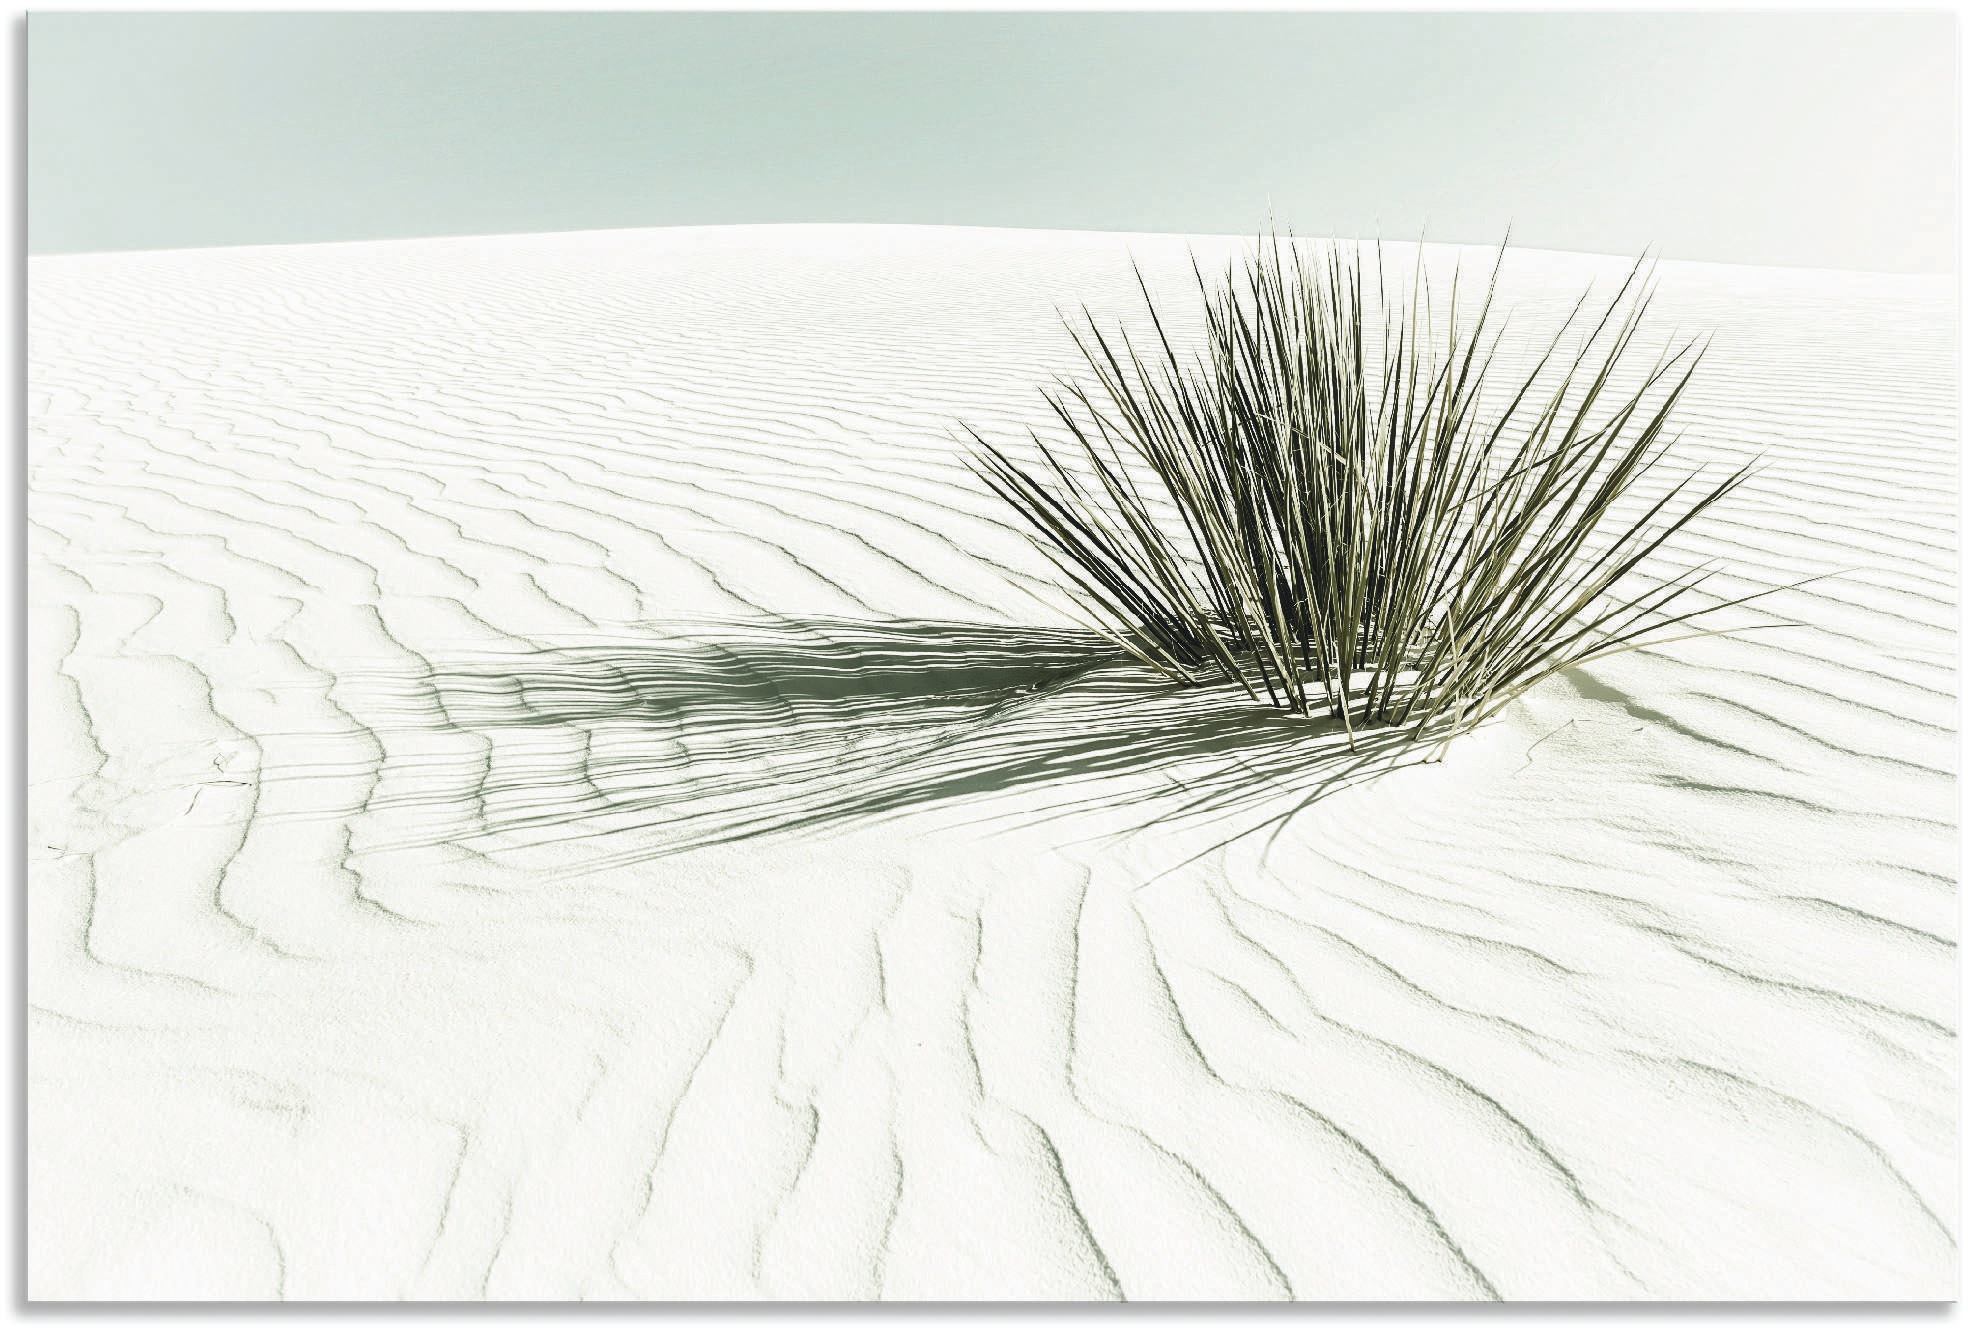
[26,225,1957,1300]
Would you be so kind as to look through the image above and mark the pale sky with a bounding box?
[27,10,1960,272]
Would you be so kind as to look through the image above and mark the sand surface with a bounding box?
[26,224,1957,1300]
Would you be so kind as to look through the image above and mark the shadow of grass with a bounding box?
[350,617,1431,869]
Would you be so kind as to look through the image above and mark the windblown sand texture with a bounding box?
[27,225,1957,1300]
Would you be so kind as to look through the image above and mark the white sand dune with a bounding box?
[27,224,1956,1300]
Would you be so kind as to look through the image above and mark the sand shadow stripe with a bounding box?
[345,617,1425,866]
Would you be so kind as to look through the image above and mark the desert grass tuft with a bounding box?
[967,234,1772,754]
